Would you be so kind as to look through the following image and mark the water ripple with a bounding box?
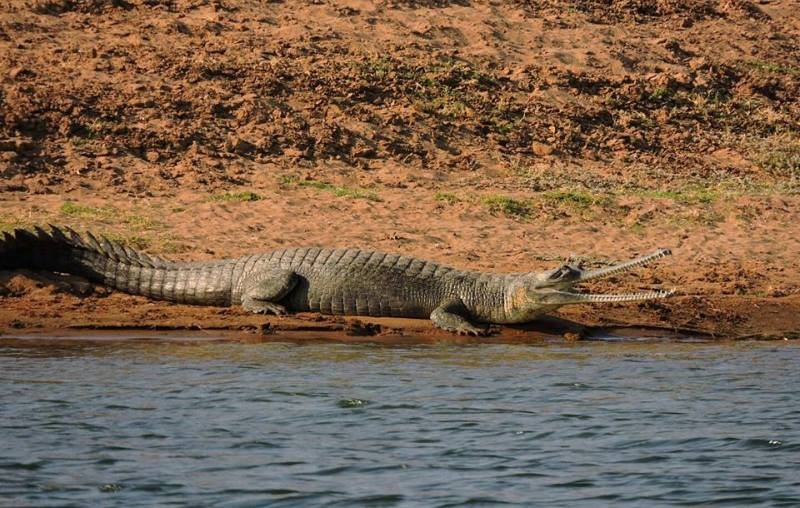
[1,341,798,506]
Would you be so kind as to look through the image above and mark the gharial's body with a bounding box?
[0,226,674,334]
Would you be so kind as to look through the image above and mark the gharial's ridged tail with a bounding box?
[0,225,170,273]
[0,226,233,305]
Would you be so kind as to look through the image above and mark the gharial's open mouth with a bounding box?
[561,248,675,303]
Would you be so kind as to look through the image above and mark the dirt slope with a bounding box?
[1,0,799,340]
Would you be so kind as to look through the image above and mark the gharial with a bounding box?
[0,226,674,335]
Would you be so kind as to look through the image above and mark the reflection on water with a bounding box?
[1,341,799,506]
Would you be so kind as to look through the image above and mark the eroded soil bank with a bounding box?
[1,1,799,341]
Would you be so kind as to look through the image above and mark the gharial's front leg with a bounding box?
[240,268,298,315]
[430,297,489,336]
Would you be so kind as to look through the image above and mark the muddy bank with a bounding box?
[1,1,798,340]
[1,270,798,342]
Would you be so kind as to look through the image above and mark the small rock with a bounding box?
[531,141,554,156]
[9,67,34,79]
[98,483,123,493]
[688,57,708,70]
[145,150,160,163]
[225,136,256,156]
[338,398,369,409]
[283,147,304,158]
[346,320,381,336]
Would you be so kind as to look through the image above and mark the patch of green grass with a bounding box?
[209,191,263,202]
[298,180,333,191]
[414,94,469,119]
[355,56,516,130]
[648,86,675,103]
[742,60,800,76]
[434,192,461,205]
[702,87,733,104]
[125,214,160,230]
[775,180,800,195]
[357,57,395,80]
[298,180,382,202]
[103,233,151,250]
[641,188,718,204]
[688,189,717,204]
[669,210,726,228]
[59,202,164,232]
[0,214,31,233]
[509,160,620,192]
[97,231,192,255]
[337,187,381,201]
[735,204,760,223]
[412,60,498,119]
[277,174,298,187]
[421,60,499,89]
[160,239,192,255]
[60,201,116,220]
[543,190,602,208]
[279,175,380,201]
[752,135,800,179]
[481,195,532,218]
[483,99,525,135]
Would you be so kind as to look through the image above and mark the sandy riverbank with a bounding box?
[2,1,798,340]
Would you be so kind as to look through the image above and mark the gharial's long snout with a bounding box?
[577,248,672,284]
[543,248,674,304]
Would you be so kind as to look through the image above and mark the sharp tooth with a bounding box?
[582,289,674,303]
[579,248,672,282]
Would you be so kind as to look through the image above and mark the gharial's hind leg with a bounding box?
[241,269,298,315]
[430,297,489,336]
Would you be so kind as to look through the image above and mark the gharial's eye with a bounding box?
[548,265,581,280]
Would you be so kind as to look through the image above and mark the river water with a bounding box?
[1,339,798,507]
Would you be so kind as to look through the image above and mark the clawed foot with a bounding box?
[430,298,492,336]
[440,323,491,336]
[242,299,287,316]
